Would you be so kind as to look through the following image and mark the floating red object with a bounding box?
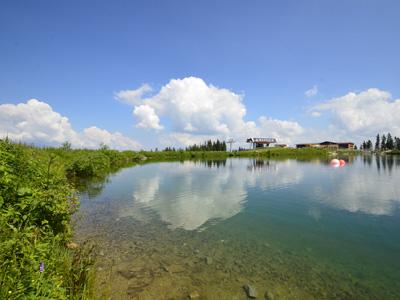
[330,159,340,167]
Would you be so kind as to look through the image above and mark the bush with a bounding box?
[0,140,90,299]
[66,152,110,177]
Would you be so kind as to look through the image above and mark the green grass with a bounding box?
[384,149,400,155]
[233,147,331,158]
[0,141,142,299]
[139,147,337,161]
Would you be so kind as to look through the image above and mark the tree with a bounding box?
[375,134,380,151]
[367,140,373,150]
[381,134,387,150]
[216,140,221,151]
[207,140,212,150]
[395,137,400,150]
[99,143,109,150]
[386,133,394,150]
[61,141,72,150]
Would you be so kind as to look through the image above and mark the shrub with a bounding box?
[0,140,90,299]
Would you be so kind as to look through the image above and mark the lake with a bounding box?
[75,156,400,299]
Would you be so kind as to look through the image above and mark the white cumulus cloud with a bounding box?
[258,116,304,144]
[114,83,152,105]
[0,99,141,150]
[311,88,400,137]
[117,77,305,146]
[133,104,163,130]
[80,126,141,150]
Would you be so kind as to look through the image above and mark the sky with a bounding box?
[1,0,400,150]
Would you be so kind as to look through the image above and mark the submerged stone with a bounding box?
[243,284,257,298]
[264,291,274,300]
[118,270,136,279]
[163,264,185,273]
[189,291,200,299]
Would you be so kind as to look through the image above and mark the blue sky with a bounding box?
[1,1,400,149]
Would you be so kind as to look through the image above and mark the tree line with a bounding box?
[360,133,400,151]
[185,139,227,151]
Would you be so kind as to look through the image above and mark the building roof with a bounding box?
[296,141,354,145]
[246,137,277,143]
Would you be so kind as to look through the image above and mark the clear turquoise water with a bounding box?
[75,156,400,299]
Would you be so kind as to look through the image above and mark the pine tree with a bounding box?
[386,133,394,150]
[381,134,387,150]
[395,137,400,150]
[367,140,373,150]
[362,141,367,150]
[375,134,380,151]
[210,140,214,151]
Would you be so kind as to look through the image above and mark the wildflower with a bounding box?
[39,262,45,272]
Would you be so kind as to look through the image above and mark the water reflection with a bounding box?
[309,155,400,216]
[84,156,400,232]
[120,160,247,230]
[118,159,303,231]
[246,159,275,172]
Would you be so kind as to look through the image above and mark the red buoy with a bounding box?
[330,159,340,167]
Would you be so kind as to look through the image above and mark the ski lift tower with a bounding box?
[227,138,236,152]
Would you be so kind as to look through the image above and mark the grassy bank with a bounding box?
[141,147,333,160]
[0,141,354,299]
[0,141,143,299]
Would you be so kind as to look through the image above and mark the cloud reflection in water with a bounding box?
[118,156,400,231]
[121,159,303,231]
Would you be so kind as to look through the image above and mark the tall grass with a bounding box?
[0,141,137,299]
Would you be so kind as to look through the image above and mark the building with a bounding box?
[296,141,354,150]
[275,144,288,148]
[246,137,277,149]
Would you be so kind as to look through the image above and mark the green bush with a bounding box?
[66,152,110,177]
[0,140,90,299]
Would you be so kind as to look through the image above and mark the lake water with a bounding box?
[75,156,400,300]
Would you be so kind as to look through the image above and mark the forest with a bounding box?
[360,133,400,152]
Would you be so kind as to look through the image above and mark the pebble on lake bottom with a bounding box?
[189,291,200,299]
[243,284,258,298]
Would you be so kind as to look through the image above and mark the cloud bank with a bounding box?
[0,99,141,150]
[4,80,399,150]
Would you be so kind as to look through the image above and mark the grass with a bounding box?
[139,147,335,161]
[0,141,141,299]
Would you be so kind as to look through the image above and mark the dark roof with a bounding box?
[320,141,337,145]
[296,141,354,146]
